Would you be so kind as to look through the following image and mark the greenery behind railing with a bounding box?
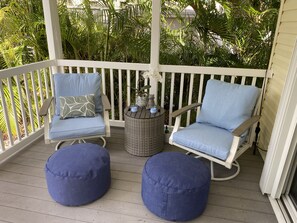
[0,0,279,69]
[0,65,53,148]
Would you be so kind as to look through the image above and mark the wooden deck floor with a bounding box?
[0,127,277,223]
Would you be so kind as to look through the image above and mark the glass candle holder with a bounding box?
[130,105,138,112]
[150,106,157,114]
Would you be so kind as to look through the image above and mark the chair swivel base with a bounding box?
[55,136,107,150]
[210,160,240,181]
[187,152,240,181]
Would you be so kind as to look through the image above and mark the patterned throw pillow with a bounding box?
[60,94,96,119]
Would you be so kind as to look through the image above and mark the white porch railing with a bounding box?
[0,59,269,160]
[0,60,56,161]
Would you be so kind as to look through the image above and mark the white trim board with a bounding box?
[260,38,297,197]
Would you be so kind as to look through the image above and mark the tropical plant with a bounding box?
[131,75,151,97]
[0,1,48,142]
[159,0,279,68]
[58,0,152,62]
[0,0,47,68]
[0,76,39,142]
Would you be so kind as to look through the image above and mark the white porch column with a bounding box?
[149,0,161,98]
[42,0,63,60]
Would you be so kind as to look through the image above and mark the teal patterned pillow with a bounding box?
[60,94,96,119]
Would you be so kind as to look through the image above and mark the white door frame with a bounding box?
[260,39,297,198]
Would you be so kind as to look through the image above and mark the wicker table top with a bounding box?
[124,106,165,119]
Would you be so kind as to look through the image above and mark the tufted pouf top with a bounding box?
[142,152,211,221]
[45,143,110,206]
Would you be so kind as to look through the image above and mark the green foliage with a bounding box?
[58,0,152,62]
[131,75,151,97]
[0,77,27,139]
[160,0,279,68]
[0,0,47,69]
[0,0,279,68]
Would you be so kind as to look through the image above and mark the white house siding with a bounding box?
[259,0,297,152]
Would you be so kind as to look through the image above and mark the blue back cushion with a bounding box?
[196,79,259,132]
[54,73,102,115]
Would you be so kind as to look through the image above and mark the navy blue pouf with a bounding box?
[142,152,211,221]
[45,143,110,206]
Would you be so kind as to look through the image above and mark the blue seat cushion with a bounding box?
[142,152,210,221]
[45,143,110,206]
[54,73,102,115]
[197,79,259,132]
[172,123,246,160]
[49,114,105,140]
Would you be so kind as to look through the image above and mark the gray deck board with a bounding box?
[0,127,277,223]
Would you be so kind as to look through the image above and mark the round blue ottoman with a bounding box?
[142,152,211,221]
[45,143,110,206]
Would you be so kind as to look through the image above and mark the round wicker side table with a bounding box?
[124,106,165,156]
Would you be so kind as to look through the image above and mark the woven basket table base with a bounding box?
[124,107,164,156]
